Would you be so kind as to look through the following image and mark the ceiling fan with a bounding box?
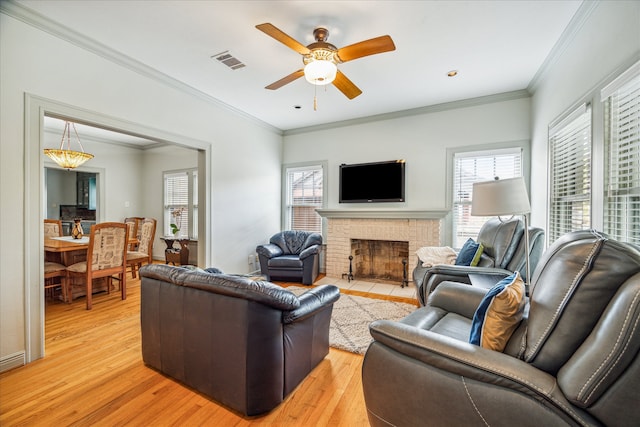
[256,23,396,100]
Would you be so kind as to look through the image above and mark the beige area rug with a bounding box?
[288,286,417,355]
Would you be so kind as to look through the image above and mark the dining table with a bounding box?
[45,235,138,266]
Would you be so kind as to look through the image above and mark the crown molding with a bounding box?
[283,90,531,136]
[0,0,283,136]
[527,0,600,93]
[43,126,167,151]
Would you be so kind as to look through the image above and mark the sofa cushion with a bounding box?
[270,230,321,255]
[477,218,524,269]
[469,272,526,351]
[524,230,640,374]
[268,255,304,269]
[455,238,484,266]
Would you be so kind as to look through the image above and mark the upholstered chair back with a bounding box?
[269,230,322,255]
[504,226,546,282]
[475,217,524,269]
[90,224,128,269]
[516,230,640,376]
[137,218,157,255]
[44,219,63,238]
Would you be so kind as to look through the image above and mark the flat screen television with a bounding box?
[339,160,405,203]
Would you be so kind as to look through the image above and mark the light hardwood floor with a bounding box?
[0,273,417,426]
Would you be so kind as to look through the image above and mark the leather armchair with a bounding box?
[140,264,340,416]
[256,230,322,285]
[362,230,640,426]
[414,218,544,305]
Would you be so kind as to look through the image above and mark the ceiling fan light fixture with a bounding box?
[304,59,337,85]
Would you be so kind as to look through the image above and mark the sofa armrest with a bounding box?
[421,264,512,300]
[256,243,283,259]
[364,319,599,426]
[427,281,488,319]
[368,319,564,403]
[283,285,340,323]
[299,244,320,260]
[425,264,512,279]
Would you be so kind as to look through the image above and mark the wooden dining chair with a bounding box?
[44,219,63,238]
[44,219,66,301]
[126,218,157,278]
[66,222,129,310]
[124,217,143,251]
[45,262,68,302]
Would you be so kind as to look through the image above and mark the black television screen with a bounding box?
[339,160,405,203]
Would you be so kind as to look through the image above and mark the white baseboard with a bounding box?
[0,351,25,373]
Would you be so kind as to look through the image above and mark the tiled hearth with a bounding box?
[317,210,447,286]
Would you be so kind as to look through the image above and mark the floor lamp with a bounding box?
[471,177,532,294]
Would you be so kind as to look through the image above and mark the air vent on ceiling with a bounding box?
[211,51,245,70]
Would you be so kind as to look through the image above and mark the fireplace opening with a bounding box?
[351,239,409,284]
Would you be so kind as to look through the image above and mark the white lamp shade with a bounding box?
[304,60,337,85]
[471,176,531,216]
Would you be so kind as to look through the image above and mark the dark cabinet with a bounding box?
[76,172,96,209]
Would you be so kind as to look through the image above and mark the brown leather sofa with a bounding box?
[363,230,640,426]
[139,264,340,416]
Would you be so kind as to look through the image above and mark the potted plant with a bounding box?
[170,207,186,237]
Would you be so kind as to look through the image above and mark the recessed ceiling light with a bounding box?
[447,70,458,77]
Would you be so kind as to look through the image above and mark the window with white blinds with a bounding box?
[164,169,198,238]
[453,149,522,248]
[603,68,640,245]
[548,104,592,243]
[284,164,323,234]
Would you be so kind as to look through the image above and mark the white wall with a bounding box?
[45,168,77,218]
[140,145,199,261]
[43,134,146,222]
[530,1,640,228]
[0,12,282,366]
[284,96,531,212]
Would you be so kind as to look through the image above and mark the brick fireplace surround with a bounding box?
[317,210,448,284]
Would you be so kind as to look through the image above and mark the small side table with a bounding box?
[161,237,190,265]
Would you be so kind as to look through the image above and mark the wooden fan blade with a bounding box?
[336,35,396,63]
[256,23,311,55]
[332,70,362,99]
[265,69,305,90]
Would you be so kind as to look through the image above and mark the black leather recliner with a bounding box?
[413,217,545,305]
[139,264,340,416]
[256,230,322,285]
[362,230,640,426]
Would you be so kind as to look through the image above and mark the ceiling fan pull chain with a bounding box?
[314,84,318,111]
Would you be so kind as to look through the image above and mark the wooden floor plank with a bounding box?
[0,273,413,426]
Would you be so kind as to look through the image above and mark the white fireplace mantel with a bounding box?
[316,209,448,220]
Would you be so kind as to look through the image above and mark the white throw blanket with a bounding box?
[416,246,457,267]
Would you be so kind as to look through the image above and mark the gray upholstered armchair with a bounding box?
[256,230,322,285]
[362,230,640,426]
[413,217,545,305]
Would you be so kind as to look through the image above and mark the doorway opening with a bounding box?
[26,95,212,364]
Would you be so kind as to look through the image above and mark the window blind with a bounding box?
[604,71,640,245]
[285,165,323,233]
[164,170,197,238]
[548,104,591,243]
[453,149,522,248]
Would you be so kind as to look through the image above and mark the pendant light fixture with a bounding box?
[44,121,94,170]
